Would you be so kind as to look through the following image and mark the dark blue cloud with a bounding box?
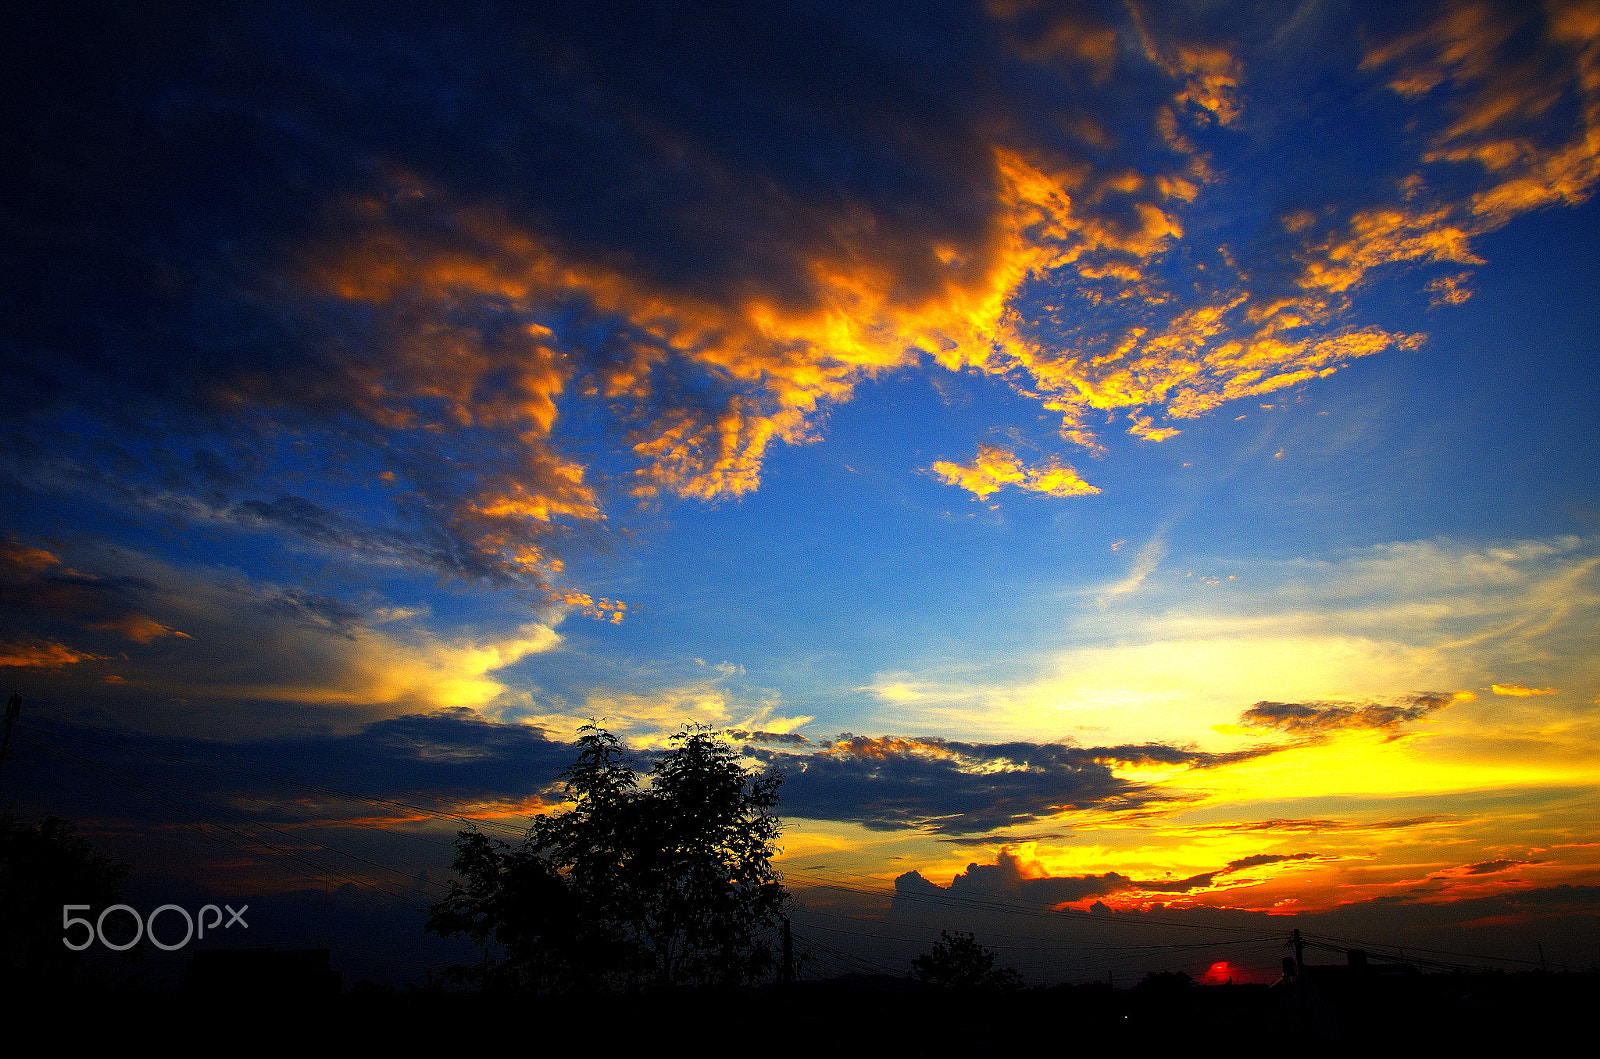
[0,2,1014,431]
[1241,693,1454,735]
[0,0,1171,587]
[15,710,577,832]
[892,849,1319,911]
[760,734,1275,833]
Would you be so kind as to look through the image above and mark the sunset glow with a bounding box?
[3,0,1598,984]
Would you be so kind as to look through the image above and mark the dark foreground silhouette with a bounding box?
[426,723,789,991]
[9,754,1594,1050]
[15,968,1599,1051]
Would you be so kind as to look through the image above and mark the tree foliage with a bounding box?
[911,930,1023,990]
[0,811,129,986]
[427,724,788,992]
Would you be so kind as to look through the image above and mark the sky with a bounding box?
[3,0,1598,985]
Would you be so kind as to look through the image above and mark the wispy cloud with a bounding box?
[0,544,565,739]
[1100,534,1169,602]
[0,539,189,645]
[857,535,1598,747]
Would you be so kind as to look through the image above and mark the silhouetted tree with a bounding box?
[427,724,788,991]
[0,811,129,987]
[634,724,786,986]
[911,930,1022,990]
[1132,969,1199,1018]
[1134,969,1196,993]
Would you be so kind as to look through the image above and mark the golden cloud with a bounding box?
[0,540,62,574]
[313,175,988,510]
[0,639,101,669]
[1127,414,1182,441]
[534,678,810,748]
[285,1,1600,573]
[818,735,960,761]
[1364,0,1600,231]
[1127,3,1244,128]
[928,443,1100,501]
[987,0,1119,79]
[1296,205,1484,294]
[172,620,563,720]
[557,592,628,625]
[86,614,190,645]
[1427,271,1476,305]
[0,539,190,646]
[311,80,1433,535]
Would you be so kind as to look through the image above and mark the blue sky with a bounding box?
[3,0,1598,982]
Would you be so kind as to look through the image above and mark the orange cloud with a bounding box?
[291,1,1599,566]
[1364,0,1600,227]
[315,151,1120,522]
[319,51,1442,528]
[0,639,101,668]
[1297,205,1484,294]
[1125,2,1243,128]
[929,444,1100,501]
[0,540,62,574]
[313,171,1015,514]
[1008,289,1423,433]
[1427,271,1476,305]
[986,0,1119,80]
[819,735,959,761]
[0,541,189,645]
[359,141,1413,520]
[86,614,190,644]
[1127,414,1182,441]
[559,592,627,625]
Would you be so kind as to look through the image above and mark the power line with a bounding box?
[1296,928,1545,971]
[792,905,1285,954]
[784,868,1281,938]
[30,724,536,839]
[16,732,419,901]
[13,725,1566,980]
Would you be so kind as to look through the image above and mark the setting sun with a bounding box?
[2,0,1597,993]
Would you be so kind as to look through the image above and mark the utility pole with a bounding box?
[781,918,794,983]
[1291,928,1305,976]
[0,692,20,785]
